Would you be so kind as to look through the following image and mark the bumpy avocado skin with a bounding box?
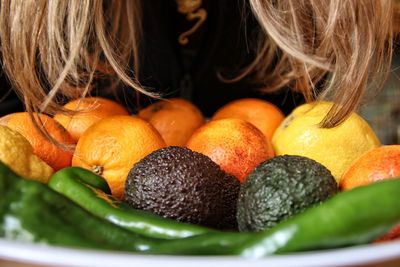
[124,146,240,229]
[237,155,338,232]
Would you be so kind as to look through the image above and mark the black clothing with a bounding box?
[0,76,24,116]
[0,0,304,117]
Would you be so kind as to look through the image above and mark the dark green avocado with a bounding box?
[124,146,240,229]
[237,155,338,232]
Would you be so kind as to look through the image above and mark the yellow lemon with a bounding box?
[272,101,380,183]
[0,125,53,182]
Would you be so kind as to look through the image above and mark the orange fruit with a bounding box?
[72,115,166,199]
[0,112,74,171]
[54,97,130,142]
[211,98,285,141]
[138,98,205,146]
[186,118,275,183]
[340,145,400,190]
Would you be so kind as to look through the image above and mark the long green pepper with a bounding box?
[1,162,400,257]
[0,163,160,251]
[47,167,212,239]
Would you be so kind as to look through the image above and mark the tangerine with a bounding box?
[186,118,275,183]
[211,98,285,141]
[138,98,205,146]
[340,145,400,190]
[72,115,166,199]
[54,97,130,143]
[0,112,74,171]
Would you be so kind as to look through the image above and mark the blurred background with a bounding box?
[360,47,400,145]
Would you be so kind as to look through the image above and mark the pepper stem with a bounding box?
[92,165,104,176]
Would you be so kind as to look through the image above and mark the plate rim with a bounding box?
[0,238,400,267]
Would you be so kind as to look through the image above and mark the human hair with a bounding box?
[245,0,394,127]
[0,0,395,128]
[0,0,146,117]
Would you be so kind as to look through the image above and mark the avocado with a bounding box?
[237,155,338,232]
[124,146,240,229]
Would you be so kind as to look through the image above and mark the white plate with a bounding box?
[0,239,400,267]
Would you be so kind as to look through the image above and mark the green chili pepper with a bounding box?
[0,161,161,251]
[47,167,213,239]
[149,176,400,257]
[1,161,400,257]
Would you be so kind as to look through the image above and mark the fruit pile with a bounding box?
[0,97,399,256]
